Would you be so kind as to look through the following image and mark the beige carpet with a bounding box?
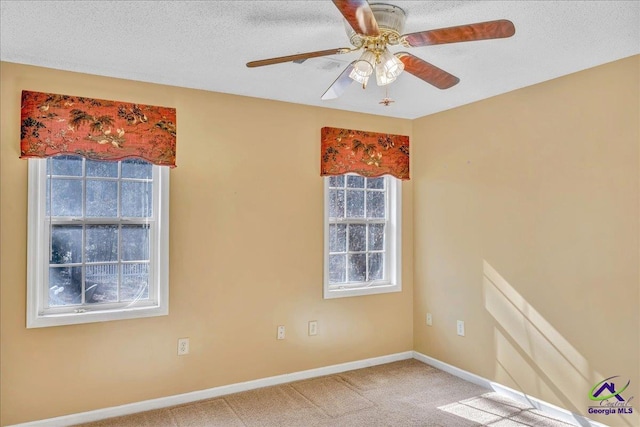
[76,359,577,426]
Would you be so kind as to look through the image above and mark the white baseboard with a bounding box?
[7,351,413,427]
[413,351,608,427]
[8,351,609,427]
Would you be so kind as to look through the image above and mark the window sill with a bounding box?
[27,304,168,328]
[323,283,401,299]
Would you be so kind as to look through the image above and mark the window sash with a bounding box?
[43,222,157,313]
[327,220,388,286]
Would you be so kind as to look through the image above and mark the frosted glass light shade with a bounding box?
[349,68,370,85]
[375,63,395,86]
[376,49,404,86]
[349,50,376,84]
[382,49,404,78]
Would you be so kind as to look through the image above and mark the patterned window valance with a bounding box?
[20,90,177,167]
[320,127,409,180]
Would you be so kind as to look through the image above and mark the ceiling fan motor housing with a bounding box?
[344,3,407,48]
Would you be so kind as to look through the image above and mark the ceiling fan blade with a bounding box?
[396,52,459,89]
[322,62,356,100]
[332,0,380,36]
[246,48,351,67]
[401,19,515,47]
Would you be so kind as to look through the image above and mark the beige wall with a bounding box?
[413,55,639,427]
[2,56,638,427]
[0,62,414,426]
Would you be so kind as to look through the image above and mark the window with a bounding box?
[27,155,169,328]
[324,173,401,298]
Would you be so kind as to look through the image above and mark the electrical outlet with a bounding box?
[457,320,465,337]
[426,313,432,326]
[308,320,318,336]
[277,325,286,340]
[177,338,190,355]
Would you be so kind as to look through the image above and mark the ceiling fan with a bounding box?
[246,0,515,100]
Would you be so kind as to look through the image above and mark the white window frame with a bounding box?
[26,158,169,328]
[323,174,402,299]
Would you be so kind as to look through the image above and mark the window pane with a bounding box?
[50,179,83,217]
[49,266,82,306]
[86,225,118,262]
[348,254,367,282]
[122,159,152,179]
[366,177,384,189]
[49,155,82,176]
[347,175,364,188]
[86,180,117,217]
[329,176,344,188]
[368,253,384,281]
[121,181,152,217]
[122,263,149,301]
[85,264,118,304]
[366,191,385,219]
[122,225,150,261]
[329,224,346,253]
[329,189,345,218]
[348,224,366,252]
[86,160,118,177]
[346,190,364,218]
[329,254,346,283]
[368,224,385,251]
[50,225,82,264]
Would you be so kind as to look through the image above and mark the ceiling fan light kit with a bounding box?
[246,0,515,101]
[345,3,407,87]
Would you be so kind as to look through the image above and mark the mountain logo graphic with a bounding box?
[589,376,631,402]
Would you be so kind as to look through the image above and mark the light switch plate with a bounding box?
[308,320,318,336]
[457,320,465,337]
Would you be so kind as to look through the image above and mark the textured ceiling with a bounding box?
[1,1,638,119]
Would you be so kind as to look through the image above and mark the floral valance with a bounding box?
[20,90,177,167]
[320,127,409,180]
